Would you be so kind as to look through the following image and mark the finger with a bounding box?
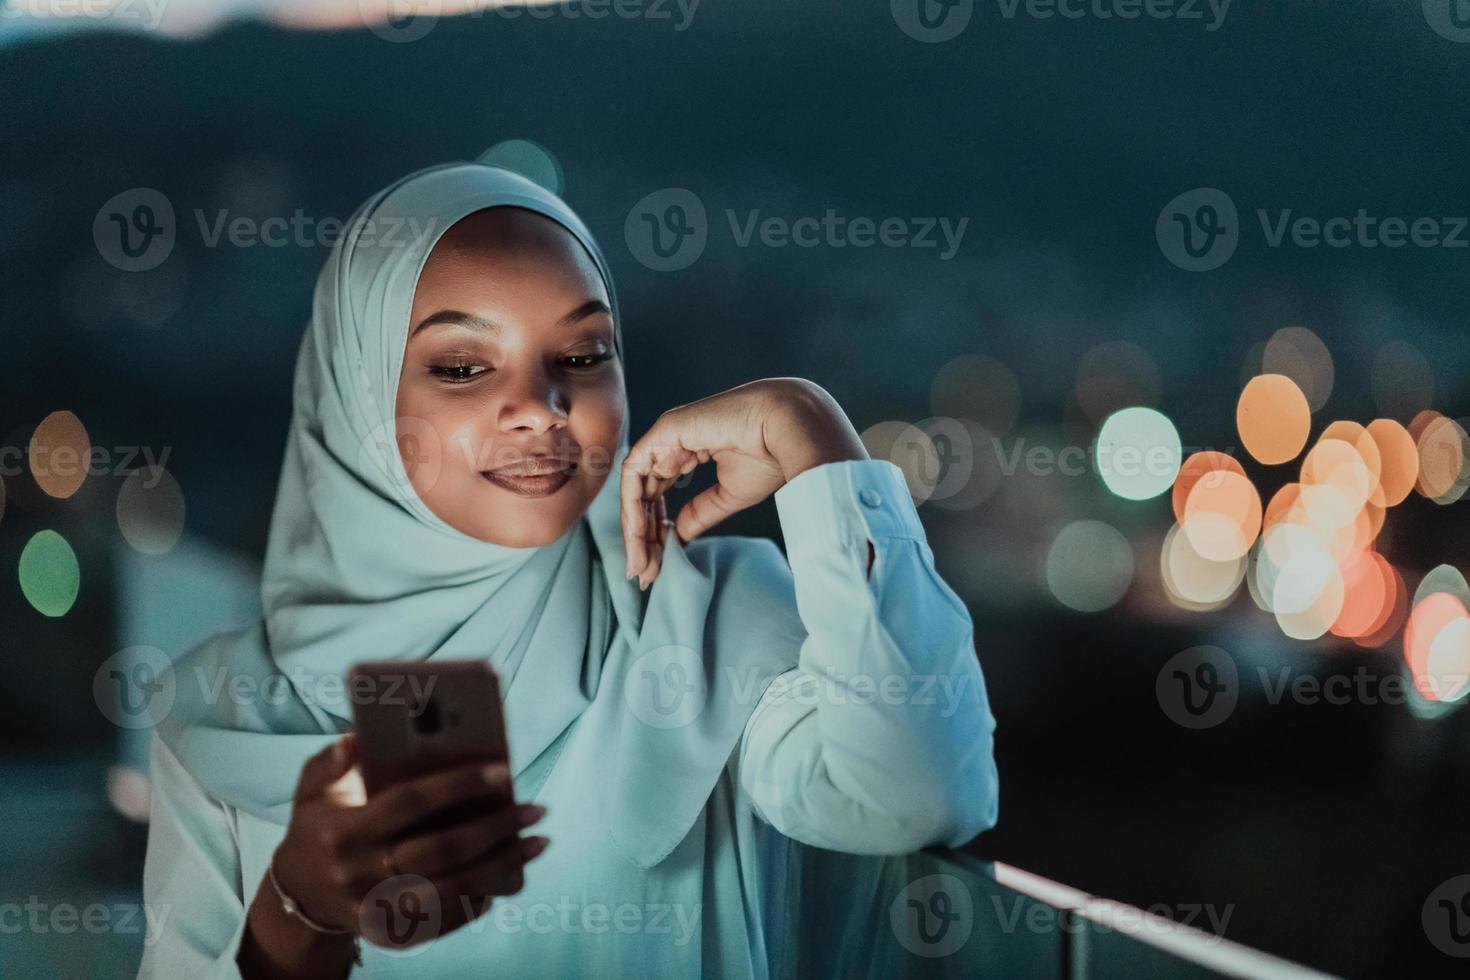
[437,836,549,912]
[675,482,741,544]
[622,447,682,579]
[295,734,358,801]
[620,444,653,577]
[389,803,546,879]
[356,762,514,843]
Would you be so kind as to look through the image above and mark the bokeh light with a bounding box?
[1095,407,1181,501]
[28,409,91,499]
[1262,326,1334,412]
[1412,564,1470,610]
[859,420,939,503]
[1237,374,1311,466]
[1044,520,1135,612]
[1414,415,1470,504]
[916,416,1002,511]
[1171,451,1245,524]
[1365,419,1418,506]
[1405,592,1470,702]
[1181,469,1261,562]
[116,467,187,555]
[930,354,1022,439]
[477,139,565,195]
[18,529,80,617]
[1161,522,1244,610]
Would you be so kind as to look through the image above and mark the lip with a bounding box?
[481,464,575,498]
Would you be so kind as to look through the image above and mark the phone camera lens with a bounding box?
[411,695,444,736]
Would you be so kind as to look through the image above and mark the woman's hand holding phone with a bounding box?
[239,734,548,978]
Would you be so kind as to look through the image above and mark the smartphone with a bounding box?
[348,660,511,809]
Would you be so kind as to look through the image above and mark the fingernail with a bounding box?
[482,763,509,785]
[639,576,650,592]
[519,804,546,827]
[522,836,549,858]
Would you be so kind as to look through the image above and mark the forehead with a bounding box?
[413,206,610,310]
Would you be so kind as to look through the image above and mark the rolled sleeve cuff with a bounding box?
[774,459,924,560]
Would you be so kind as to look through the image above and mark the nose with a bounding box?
[497,364,568,435]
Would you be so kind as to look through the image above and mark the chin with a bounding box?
[470,495,587,548]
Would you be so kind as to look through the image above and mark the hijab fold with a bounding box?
[158,164,799,869]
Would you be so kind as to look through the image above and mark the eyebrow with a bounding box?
[411,299,612,337]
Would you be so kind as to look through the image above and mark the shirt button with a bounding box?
[859,488,883,508]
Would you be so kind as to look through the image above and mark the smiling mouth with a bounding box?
[481,462,576,498]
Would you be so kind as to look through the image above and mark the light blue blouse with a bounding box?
[137,459,1000,979]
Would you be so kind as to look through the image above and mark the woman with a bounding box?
[138,163,999,979]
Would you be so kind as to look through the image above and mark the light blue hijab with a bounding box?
[158,163,799,869]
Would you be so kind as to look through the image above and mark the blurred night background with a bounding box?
[2,1,1469,977]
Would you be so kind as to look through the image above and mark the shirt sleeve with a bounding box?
[136,734,251,980]
[737,459,999,855]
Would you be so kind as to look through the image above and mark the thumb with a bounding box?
[675,482,739,544]
[295,733,358,801]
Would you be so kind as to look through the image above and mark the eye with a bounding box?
[561,351,614,370]
[428,362,489,383]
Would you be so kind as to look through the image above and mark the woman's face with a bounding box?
[395,207,626,548]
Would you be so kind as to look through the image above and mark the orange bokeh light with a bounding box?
[1237,374,1312,466]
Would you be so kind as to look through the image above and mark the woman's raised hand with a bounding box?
[620,378,868,589]
[245,735,548,972]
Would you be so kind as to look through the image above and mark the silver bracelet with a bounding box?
[266,857,363,966]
